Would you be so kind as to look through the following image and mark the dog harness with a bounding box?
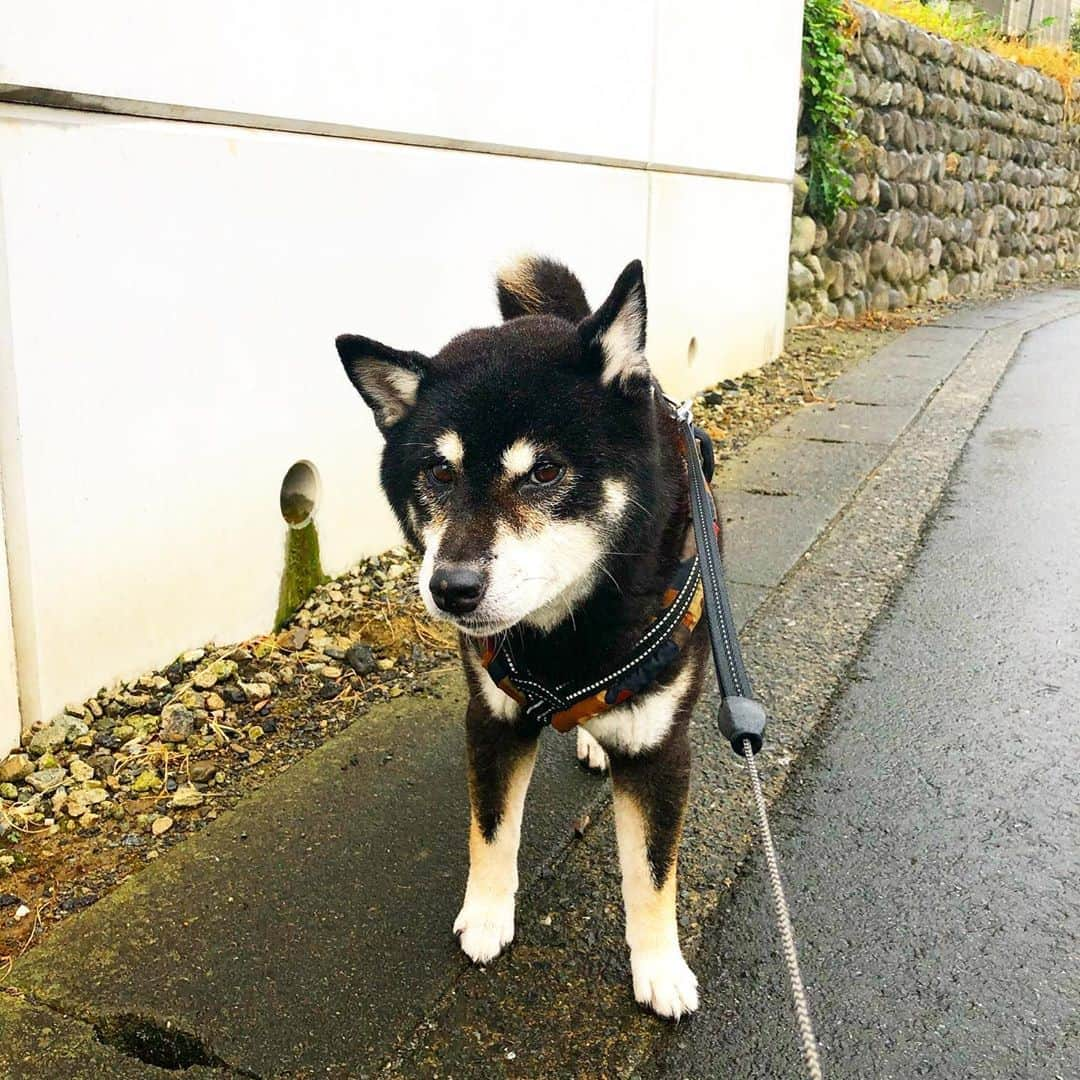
[474,421,716,733]
[476,555,704,731]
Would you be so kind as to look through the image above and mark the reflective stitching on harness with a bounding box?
[561,563,700,698]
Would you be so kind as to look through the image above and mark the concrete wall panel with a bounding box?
[646,173,792,401]
[651,0,804,179]
[0,105,655,725]
[0,0,656,163]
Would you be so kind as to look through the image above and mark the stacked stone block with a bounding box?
[788,2,1080,325]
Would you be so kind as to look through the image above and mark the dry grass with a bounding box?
[863,0,1080,106]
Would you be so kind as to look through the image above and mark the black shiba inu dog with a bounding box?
[335,256,708,1018]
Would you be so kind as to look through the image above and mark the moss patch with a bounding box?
[274,521,327,631]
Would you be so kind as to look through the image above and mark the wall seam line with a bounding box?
[0,85,795,188]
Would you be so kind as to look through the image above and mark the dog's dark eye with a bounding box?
[528,461,564,486]
[429,462,455,486]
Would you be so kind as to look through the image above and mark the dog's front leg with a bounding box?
[609,724,698,1019]
[454,697,538,964]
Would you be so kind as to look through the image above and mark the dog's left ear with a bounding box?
[335,334,430,434]
[577,260,649,389]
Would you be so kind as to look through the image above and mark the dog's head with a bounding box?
[335,257,661,637]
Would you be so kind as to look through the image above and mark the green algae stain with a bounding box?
[274,519,326,631]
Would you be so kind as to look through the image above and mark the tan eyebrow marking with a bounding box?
[501,438,538,480]
[435,430,465,468]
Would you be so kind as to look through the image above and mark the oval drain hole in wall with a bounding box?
[687,336,698,366]
[279,460,320,528]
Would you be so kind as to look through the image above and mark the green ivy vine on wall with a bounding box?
[802,0,856,223]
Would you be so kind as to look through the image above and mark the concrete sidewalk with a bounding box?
[4,288,1079,1079]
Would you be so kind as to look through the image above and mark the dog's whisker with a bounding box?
[598,564,623,594]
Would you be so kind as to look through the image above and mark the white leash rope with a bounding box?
[743,737,824,1080]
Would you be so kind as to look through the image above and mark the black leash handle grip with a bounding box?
[678,410,768,757]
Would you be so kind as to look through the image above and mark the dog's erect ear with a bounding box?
[576,260,649,388]
[335,334,429,433]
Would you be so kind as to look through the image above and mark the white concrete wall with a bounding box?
[0,1,803,746]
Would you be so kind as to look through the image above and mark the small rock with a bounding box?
[239,682,272,702]
[186,760,219,784]
[169,784,205,809]
[247,750,265,766]
[320,666,342,680]
[28,717,88,757]
[151,815,174,836]
[68,758,95,783]
[27,768,67,793]
[0,783,17,800]
[88,752,116,778]
[376,658,396,672]
[116,692,151,710]
[181,649,206,664]
[59,893,98,912]
[222,685,247,705]
[159,703,195,743]
[64,788,107,817]
[0,754,33,783]
[175,689,207,711]
[121,834,146,847]
[14,904,30,920]
[279,626,309,652]
[0,893,22,908]
[345,644,377,676]
[131,769,160,794]
[204,692,226,712]
[192,658,238,690]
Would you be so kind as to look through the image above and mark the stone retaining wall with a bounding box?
[788,3,1080,325]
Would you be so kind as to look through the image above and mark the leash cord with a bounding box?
[743,737,823,1080]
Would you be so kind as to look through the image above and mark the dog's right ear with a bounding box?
[335,334,429,434]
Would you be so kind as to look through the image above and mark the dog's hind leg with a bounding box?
[609,724,698,1020]
[454,697,539,964]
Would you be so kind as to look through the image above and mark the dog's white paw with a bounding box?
[576,728,609,772]
[631,947,699,1020]
[454,896,515,964]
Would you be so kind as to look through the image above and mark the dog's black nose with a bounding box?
[430,566,485,615]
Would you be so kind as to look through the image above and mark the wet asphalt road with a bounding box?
[640,316,1080,1080]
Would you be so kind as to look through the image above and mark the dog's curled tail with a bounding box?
[495,255,591,323]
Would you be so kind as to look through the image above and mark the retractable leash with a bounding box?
[674,399,824,1080]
